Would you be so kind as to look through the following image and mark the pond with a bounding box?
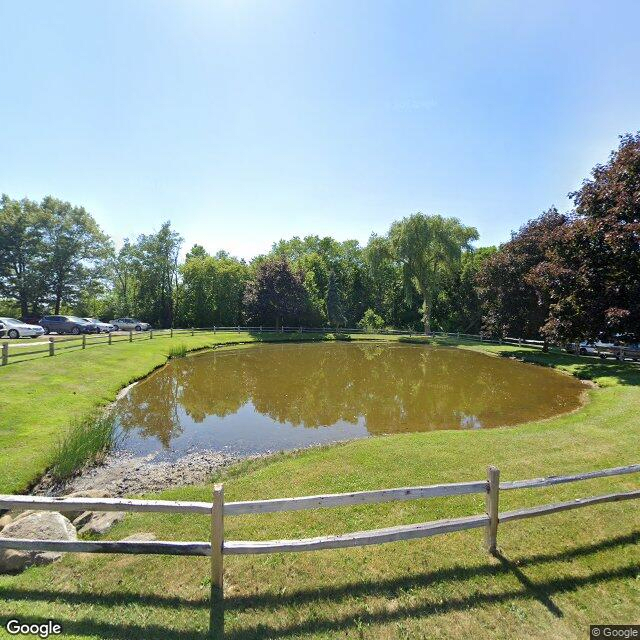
[113,342,585,461]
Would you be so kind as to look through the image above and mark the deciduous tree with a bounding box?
[388,213,478,334]
[243,257,309,328]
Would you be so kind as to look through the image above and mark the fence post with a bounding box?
[191,327,194,336]
[300,326,303,334]
[108,332,112,345]
[260,325,262,333]
[214,326,217,334]
[150,329,153,339]
[81,334,86,349]
[518,337,522,347]
[1,343,8,366]
[485,466,500,555]
[480,332,483,342]
[49,337,55,356]
[237,325,240,333]
[210,483,224,638]
[129,330,133,343]
[170,328,173,338]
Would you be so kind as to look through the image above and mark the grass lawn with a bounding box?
[0,335,639,639]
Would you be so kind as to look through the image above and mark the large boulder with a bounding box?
[74,511,125,535]
[62,489,113,521]
[0,512,77,574]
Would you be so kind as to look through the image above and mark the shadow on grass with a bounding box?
[495,348,640,386]
[1,532,637,639]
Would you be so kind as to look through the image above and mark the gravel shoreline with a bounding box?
[32,449,267,497]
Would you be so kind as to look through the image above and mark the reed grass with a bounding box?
[49,411,117,481]
[168,343,188,358]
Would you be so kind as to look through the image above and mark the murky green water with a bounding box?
[113,342,584,460]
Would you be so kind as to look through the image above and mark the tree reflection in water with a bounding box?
[113,343,584,459]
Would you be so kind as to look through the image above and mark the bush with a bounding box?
[50,411,117,481]
[357,309,385,333]
[330,332,352,341]
[399,336,430,344]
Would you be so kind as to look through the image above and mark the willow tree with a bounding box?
[388,213,478,334]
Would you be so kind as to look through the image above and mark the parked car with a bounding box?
[109,318,151,331]
[567,340,616,356]
[0,320,4,338]
[83,317,115,333]
[39,316,99,335]
[0,317,45,339]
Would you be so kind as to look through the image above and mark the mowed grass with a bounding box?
[0,336,639,638]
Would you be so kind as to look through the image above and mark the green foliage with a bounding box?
[388,213,479,334]
[243,257,310,327]
[177,249,249,327]
[398,335,430,344]
[0,194,110,316]
[357,308,385,332]
[168,343,188,358]
[432,246,496,333]
[477,209,566,340]
[49,411,117,481]
[326,270,346,328]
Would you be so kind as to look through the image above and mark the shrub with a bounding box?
[357,309,385,333]
[399,335,430,344]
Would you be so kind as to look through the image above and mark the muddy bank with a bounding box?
[32,449,265,498]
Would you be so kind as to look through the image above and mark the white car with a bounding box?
[577,340,616,356]
[110,317,151,331]
[0,317,45,339]
[83,317,116,333]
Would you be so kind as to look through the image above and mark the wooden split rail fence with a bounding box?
[4,324,639,367]
[0,462,638,636]
[0,325,545,367]
[0,327,214,366]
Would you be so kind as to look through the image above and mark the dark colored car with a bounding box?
[39,315,99,335]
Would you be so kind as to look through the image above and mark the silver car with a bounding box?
[110,317,151,331]
[83,318,115,333]
[0,317,46,339]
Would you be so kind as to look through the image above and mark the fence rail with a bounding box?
[0,463,637,637]
[3,324,639,367]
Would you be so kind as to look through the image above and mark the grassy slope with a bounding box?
[0,337,639,639]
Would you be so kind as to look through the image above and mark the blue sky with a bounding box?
[1,1,639,259]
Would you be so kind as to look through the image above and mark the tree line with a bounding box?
[1,133,638,343]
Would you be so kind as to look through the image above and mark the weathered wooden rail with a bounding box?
[4,324,639,367]
[0,463,637,637]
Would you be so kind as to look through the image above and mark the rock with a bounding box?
[0,514,12,531]
[11,510,36,523]
[62,489,113,521]
[77,511,125,535]
[121,532,157,542]
[0,512,77,574]
[71,511,95,529]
